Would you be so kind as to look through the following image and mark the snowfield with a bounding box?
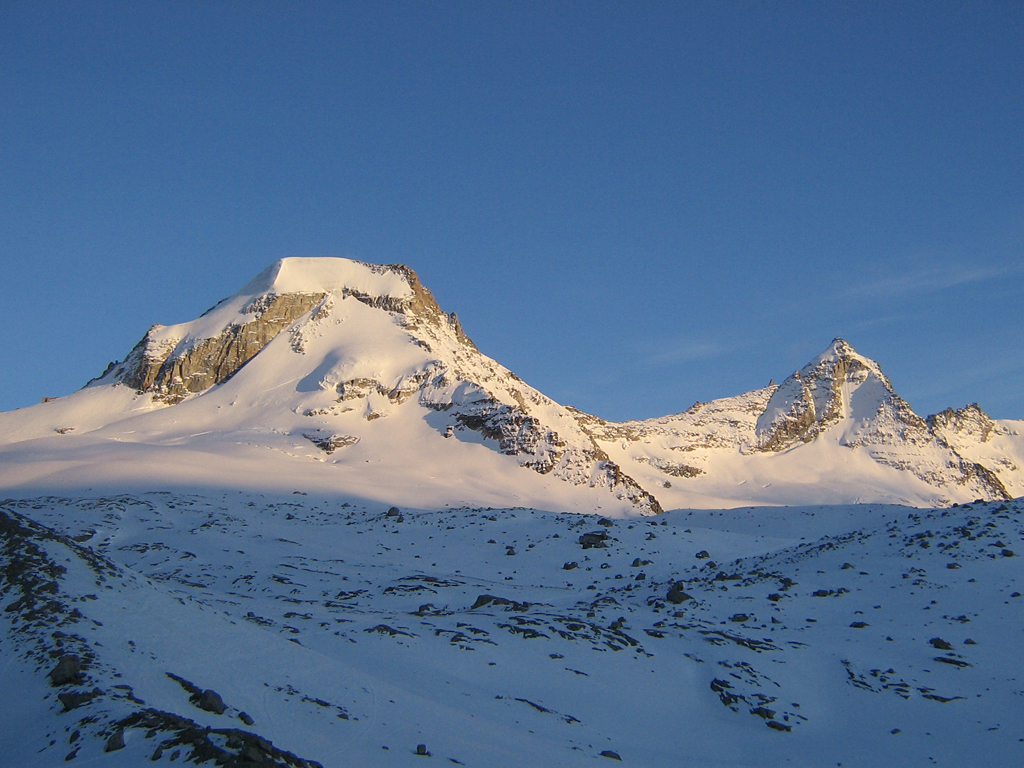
[2,491,1024,767]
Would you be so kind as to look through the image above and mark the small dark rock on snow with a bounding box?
[104,729,125,752]
[579,531,610,549]
[666,583,692,604]
[58,689,101,711]
[49,655,83,686]
[198,689,227,714]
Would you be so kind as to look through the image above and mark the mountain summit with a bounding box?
[0,258,1020,511]
[755,337,899,451]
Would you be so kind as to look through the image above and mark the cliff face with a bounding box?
[119,292,328,403]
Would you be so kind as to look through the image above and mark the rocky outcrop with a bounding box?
[118,292,328,403]
[381,264,477,350]
[957,459,1011,500]
[927,403,997,443]
[437,393,661,515]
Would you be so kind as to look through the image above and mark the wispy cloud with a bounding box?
[646,340,726,366]
[846,263,1024,300]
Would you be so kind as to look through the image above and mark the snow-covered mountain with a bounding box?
[0,258,658,516]
[587,338,1022,508]
[1,257,1021,512]
[3,257,1023,767]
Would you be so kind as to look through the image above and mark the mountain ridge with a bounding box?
[1,257,1020,512]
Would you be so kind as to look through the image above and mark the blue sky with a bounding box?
[2,1,1022,421]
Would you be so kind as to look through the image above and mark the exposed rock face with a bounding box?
[928,403,997,443]
[956,460,1010,500]
[114,261,473,405]
[118,292,328,403]
[303,432,359,454]
[447,396,661,514]
[49,654,84,686]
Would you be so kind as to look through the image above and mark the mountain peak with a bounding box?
[809,337,886,376]
[827,336,853,354]
[3,259,1020,510]
[108,258,476,404]
[755,339,896,451]
[240,257,416,300]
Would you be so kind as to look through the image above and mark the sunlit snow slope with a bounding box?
[0,259,657,515]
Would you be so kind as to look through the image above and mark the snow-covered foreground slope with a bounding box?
[2,257,1022,511]
[3,492,1023,767]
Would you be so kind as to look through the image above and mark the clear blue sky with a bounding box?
[2,1,1022,421]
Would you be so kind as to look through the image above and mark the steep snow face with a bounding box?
[756,338,900,451]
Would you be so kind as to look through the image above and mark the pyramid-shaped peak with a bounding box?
[239,257,418,299]
[812,337,876,366]
[755,338,901,452]
[827,337,854,356]
[800,338,891,388]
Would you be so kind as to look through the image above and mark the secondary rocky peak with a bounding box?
[755,338,898,452]
[928,403,998,443]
